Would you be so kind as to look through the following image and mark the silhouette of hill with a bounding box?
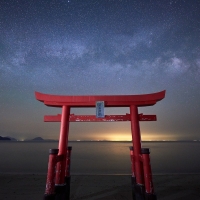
[31,137,44,141]
[6,136,17,141]
[26,137,57,142]
[0,136,11,140]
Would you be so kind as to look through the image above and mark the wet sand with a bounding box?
[0,174,200,200]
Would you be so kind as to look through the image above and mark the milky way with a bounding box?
[0,0,200,140]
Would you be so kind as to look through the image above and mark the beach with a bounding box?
[0,174,200,200]
[1,141,200,199]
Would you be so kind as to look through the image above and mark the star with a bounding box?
[0,0,200,141]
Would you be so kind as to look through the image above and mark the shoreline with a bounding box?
[0,174,199,200]
[1,172,200,175]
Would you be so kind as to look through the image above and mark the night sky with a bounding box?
[0,0,200,141]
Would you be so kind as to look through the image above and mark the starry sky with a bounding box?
[0,0,200,141]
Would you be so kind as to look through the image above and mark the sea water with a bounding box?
[0,141,200,174]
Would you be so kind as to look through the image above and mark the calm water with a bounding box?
[0,141,200,174]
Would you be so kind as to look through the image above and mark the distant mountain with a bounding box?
[31,137,44,141]
[0,136,11,141]
[6,136,17,141]
[28,137,57,142]
[23,137,58,142]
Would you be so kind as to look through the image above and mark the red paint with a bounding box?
[45,149,58,195]
[44,113,156,122]
[142,148,154,194]
[129,146,135,177]
[35,90,165,107]
[130,105,144,185]
[55,105,70,185]
[65,146,72,177]
[35,90,165,197]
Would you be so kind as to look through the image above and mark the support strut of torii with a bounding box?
[35,90,166,200]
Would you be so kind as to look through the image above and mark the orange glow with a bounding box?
[94,132,179,141]
[106,134,132,141]
[69,122,178,141]
[141,132,179,141]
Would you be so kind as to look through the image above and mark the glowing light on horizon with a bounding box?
[109,134,132,141]
[90,132,180,141]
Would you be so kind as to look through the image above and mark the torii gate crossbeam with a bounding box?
[44,113,157,122]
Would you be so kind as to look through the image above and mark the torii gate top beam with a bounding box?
[35,90,165,107]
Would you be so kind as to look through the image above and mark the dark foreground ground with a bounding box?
[0,174,200,200]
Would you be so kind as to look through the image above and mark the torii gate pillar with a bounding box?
[130,105,157,199]
[130,105,143,183]
[55,106,70,185]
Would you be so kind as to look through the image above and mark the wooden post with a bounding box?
[44,149,58,200]
[65,146,72,200]
[141,148,157,200]
[130,105,145,200]
[55,106,70,199]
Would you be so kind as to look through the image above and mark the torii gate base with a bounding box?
[44,147,72,200]
[129,147,157,200]
[35,90,165,200]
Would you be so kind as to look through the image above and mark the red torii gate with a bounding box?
[35,90,165,200]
